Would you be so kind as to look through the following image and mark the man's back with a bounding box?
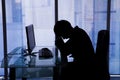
[71,26,95,79]
[71,26,95,62]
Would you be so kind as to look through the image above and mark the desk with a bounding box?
[1,46,59,80]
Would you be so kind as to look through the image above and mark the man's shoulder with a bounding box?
[74,26,86,32]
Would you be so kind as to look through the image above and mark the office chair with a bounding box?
[95,30,110,80]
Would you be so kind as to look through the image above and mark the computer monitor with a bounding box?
[25,24,36,54]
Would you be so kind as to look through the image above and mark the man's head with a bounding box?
[54,20,73,39]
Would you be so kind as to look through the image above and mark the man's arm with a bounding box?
[55,36,70,56]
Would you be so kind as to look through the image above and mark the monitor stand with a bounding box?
[23,49,37,67]
[23,49,37,57]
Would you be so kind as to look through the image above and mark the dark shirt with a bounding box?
[60,26,95,80]
[66,26,95,63]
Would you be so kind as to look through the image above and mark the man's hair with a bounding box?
[54,20,72,36]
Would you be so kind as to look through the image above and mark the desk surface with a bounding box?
[1,46,57,68]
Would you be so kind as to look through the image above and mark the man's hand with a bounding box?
[55,36,64,49]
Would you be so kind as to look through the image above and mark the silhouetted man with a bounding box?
[54,20,95,80]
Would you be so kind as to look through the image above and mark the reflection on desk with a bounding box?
[1,47,26,67]
[1,46,58,79]
[24,46,56,67]
[35,55,55,67]
[1,46,57,68]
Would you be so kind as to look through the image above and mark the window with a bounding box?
[58,0,120,74]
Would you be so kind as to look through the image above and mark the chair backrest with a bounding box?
[95,30,110,80]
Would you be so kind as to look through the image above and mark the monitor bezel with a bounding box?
[25,24,36,53]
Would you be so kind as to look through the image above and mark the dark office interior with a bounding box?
[0,0,120,80]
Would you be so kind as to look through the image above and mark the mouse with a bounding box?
[39,48,53,59]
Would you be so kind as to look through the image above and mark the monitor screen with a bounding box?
[26,24,36,53]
